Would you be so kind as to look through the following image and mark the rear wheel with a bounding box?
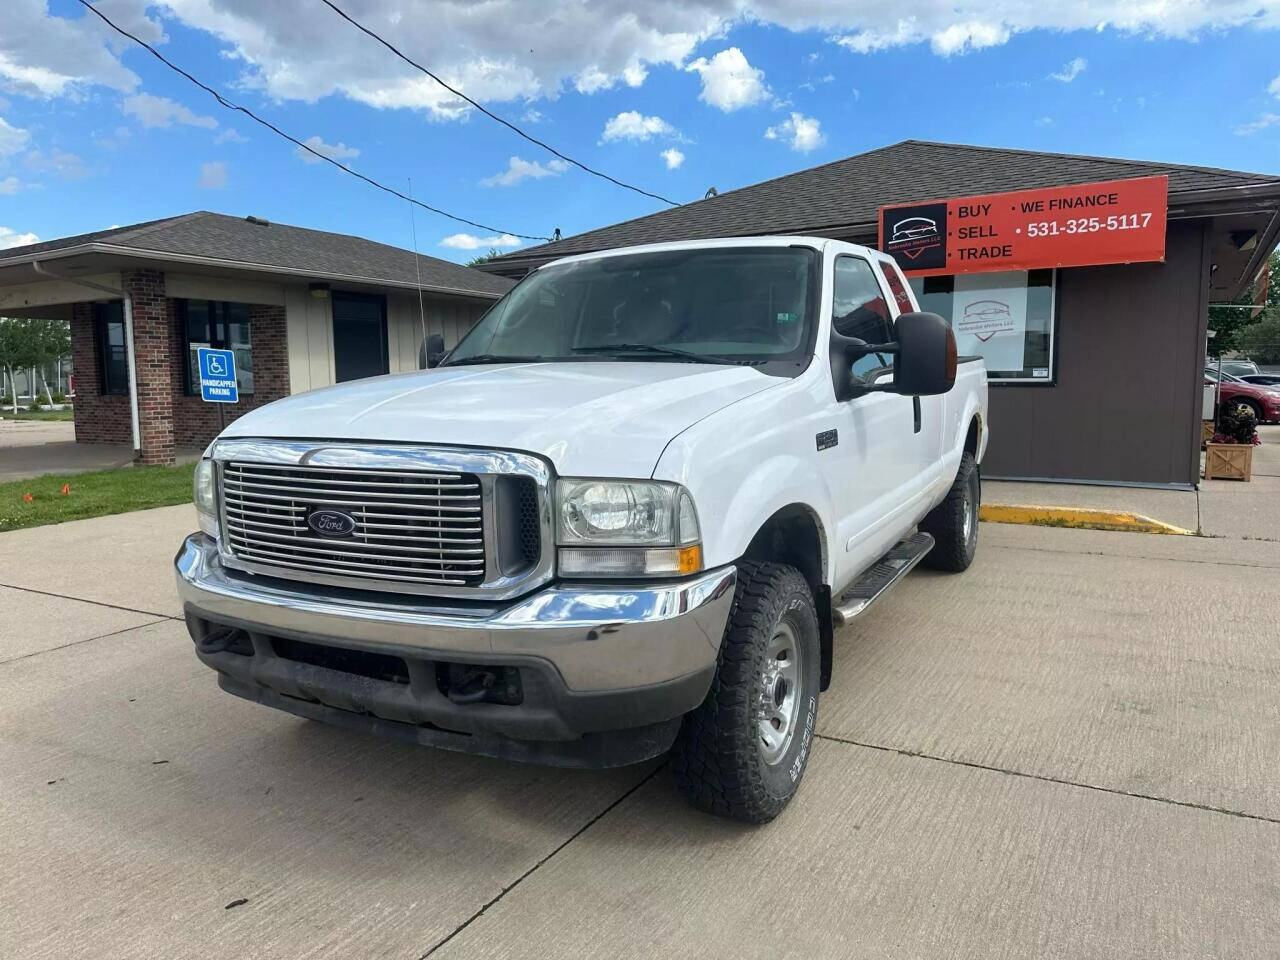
[920,451,980,572]
[672,561,820,823]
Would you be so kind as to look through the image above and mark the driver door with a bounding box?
[819,255,922,579]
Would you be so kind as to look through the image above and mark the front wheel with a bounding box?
[672,561,820,823]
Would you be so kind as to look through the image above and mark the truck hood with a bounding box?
[221,362,784,477]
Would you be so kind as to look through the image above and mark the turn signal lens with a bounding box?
[558,544,704,578]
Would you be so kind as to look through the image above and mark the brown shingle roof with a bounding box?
[490,139,1280,269]
[0,211,514,299]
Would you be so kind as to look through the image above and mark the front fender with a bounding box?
[653,382,837,583]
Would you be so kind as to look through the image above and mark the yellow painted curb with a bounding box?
[978,504,1194,536]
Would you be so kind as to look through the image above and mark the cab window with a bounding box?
[832,256,894,384]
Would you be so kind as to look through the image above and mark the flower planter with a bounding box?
[1204,442,1253,481]
[1202,420,1216,446]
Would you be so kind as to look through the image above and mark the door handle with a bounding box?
[913,396,921,434]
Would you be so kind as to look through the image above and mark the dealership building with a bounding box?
[484,140,1280,488]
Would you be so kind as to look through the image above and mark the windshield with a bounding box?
[446,246,818,373]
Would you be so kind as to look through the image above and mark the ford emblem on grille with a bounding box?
[307,508,357,538]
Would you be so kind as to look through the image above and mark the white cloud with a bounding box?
[479,155,569,187]
[2,0,1278,123]
[25,148,88,180]
[439,232,522,250]
[198,160,228,189]
[520,108,544,123]
[686,47,770,112]
[601,111,678,143]
[1270,75,1280,98]
[1235,113,1280,135]
[930,21,1011,54]
[1035,115,1054,127]
[764,112,825,152]
[0,0,162,98]
[214,128,248,144]
[296,135,360,166]
[123,93,217,130]
[0,115,29,157]
[1050,57,1087,83]
[0,175,18,194]
[661,147,685,169]
[0,225,39,250]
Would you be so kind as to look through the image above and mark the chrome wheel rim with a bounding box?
[962,479,975,544]
[757,621,801,764]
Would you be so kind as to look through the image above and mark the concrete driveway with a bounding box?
[2,508,1278,958]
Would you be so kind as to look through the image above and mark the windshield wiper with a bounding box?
[442,354,549,366]
[572,343,740,364]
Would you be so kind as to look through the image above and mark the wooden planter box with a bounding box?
[1204,442,1253,481]
[1202,420,1216,445]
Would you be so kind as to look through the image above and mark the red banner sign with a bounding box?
[878,175,1168,277]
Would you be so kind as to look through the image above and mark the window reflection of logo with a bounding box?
[958,299,1012,342]
[891,217,938,244]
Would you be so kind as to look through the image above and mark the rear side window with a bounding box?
[879,260,914,315]
[831,256,894,384]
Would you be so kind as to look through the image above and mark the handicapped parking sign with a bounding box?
[197,347,238,403]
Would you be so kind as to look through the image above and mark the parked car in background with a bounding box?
[1240,373,1280,387]
[1213,359,1261,378]
[1204,368,1280,422]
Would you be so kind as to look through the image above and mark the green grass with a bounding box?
[3,408,76,422]
[0,462,196,533]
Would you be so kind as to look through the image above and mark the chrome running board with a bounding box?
[831,532,935,626]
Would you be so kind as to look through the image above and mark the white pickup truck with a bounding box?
[176,236,988,822]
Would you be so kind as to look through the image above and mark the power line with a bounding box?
[317,0,680,208]
[74,0,551,242]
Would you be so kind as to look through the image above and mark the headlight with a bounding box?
[556,479,702,577]
[193,459,219,538]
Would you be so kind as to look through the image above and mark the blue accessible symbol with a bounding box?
[197,347,238,404]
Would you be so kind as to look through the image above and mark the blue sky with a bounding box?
[1,1,1278,262]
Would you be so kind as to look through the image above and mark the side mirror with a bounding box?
[829,311,956,401]
[892,311,957,396]
[419,332,446,369]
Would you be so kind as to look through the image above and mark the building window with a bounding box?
[177,300,254,395]
[909,269,1056,383]
[93,301,128,396]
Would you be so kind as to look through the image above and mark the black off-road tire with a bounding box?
[919,451,980,573]
[672,561,820,824]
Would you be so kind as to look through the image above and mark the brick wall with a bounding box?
[69,301,132,444]
[67,272,293,463]
[123,269,175,465]
[171,302,290,449]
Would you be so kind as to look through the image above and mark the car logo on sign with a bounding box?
[307,508,357,538]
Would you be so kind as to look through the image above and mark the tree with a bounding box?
[0,317,71,412]
[1231,248,1280,364]
[1208,248,1279,358]
[465,247,503,267]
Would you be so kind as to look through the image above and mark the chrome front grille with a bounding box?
[221,461,486,587]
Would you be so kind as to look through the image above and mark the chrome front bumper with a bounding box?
[175,533,735,692]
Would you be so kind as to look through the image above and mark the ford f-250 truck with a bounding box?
[176,237,988,822]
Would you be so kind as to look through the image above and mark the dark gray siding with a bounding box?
[983,220,1209,486]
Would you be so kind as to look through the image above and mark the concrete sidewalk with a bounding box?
[0,419,202,482]
[3,505,1279,959]
[985,423,1280,540]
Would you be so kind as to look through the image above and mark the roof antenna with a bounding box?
[704,187,718,199]
[552,227,562,241]
[406,176,427,348]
